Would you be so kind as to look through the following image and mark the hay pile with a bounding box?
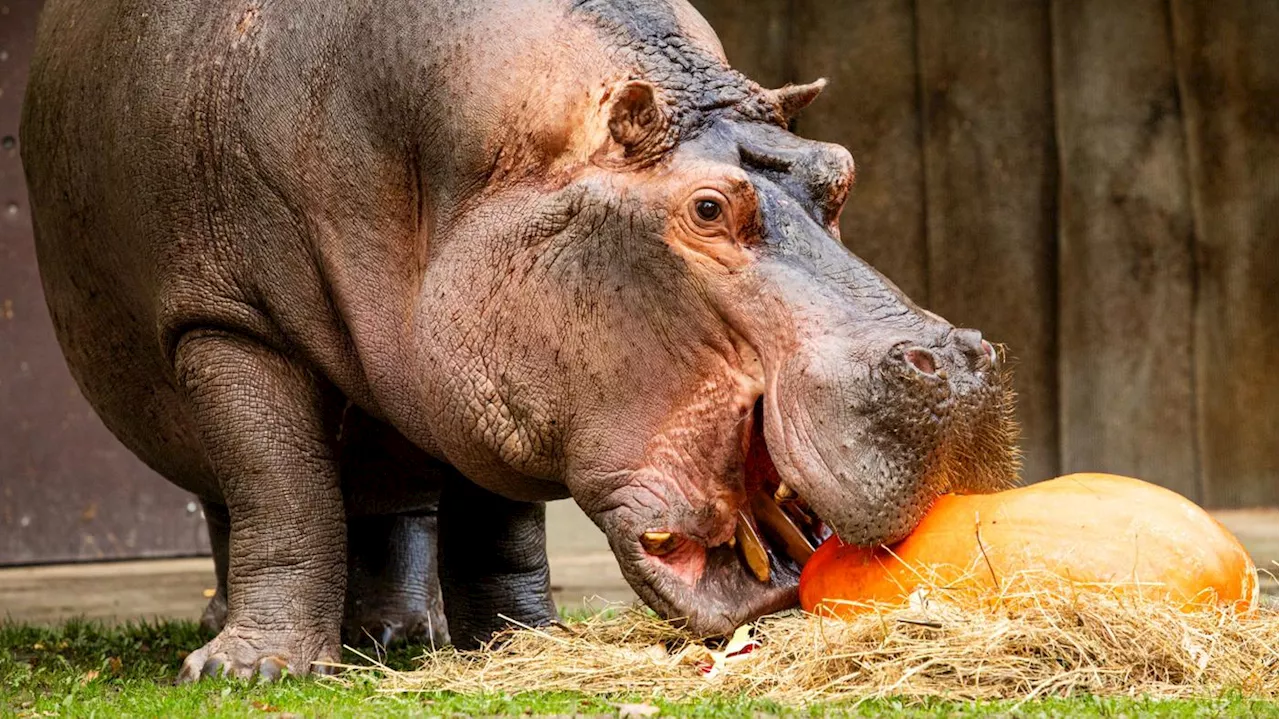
[368,578,1278,703]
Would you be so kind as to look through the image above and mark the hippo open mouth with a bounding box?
[637,400,828,592]
[610,400,808,634]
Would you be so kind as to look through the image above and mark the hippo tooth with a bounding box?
[773,483,796,503]
[640,531,677,556]
[734,511,771,583]
[751,491,815,565]
[780,500,814,528]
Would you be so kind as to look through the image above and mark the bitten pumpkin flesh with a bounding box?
[799,473,1258,617]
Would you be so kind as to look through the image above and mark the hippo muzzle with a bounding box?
[589,298,1017,635]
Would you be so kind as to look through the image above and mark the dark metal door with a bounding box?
[0,0,209,564]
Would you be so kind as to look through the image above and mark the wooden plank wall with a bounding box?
[917,1,1059,487]
[1054,0,1200,499]
[693,0,1277,507]
[1171,0,1279,507]
[790,0,929,304]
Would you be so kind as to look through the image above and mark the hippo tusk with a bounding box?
[640,531,677,556]
[751,490,815,565]
[813,521,834,544]
[734,511,771,582]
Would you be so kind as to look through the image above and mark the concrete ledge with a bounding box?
[0,552,636,626]
[0,501,637,625]
[1211,508,1279,571]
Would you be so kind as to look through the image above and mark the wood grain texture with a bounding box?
[0,0,210,564]
[689,0,791,89]
[790,0,929,304]
[1052,0,1199,499]
[915,0,1059,484]
[1171,0,1279,507]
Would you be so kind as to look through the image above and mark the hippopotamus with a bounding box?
[20,0,1017,681]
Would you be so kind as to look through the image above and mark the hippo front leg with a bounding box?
[198,505,450,649]
[438,475,557,648]
[174,332,345,682]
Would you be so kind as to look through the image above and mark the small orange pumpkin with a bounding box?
[799,473,1258,617]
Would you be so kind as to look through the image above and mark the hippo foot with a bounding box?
[343,600,449,649]
[177,625,341,683]
[342,511,449,648]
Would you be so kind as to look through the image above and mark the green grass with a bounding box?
[1,619,1274,718]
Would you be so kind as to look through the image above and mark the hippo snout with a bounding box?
[764,323,1018,551]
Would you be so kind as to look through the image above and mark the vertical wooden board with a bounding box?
[790,0,929,304]
[1172,0,1278,508]
[1052,0,1199,499]
[689,0,790,89]
[0,0,210,564]
[915,0,1059,484]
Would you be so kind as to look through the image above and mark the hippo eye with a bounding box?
[686,189,732,236]
[695,199,722,222]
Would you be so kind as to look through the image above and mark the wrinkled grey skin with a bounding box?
[22,0,1017,681]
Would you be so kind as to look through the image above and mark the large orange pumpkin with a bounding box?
[799,473,1258,617]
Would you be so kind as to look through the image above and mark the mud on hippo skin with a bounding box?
[22,0,1017,680]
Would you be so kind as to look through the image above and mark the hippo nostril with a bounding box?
[903,347,938,376]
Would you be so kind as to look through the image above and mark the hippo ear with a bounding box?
[765,78,827,123]
[604,80,668,160]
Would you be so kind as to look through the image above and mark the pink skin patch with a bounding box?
[652,536,707,586]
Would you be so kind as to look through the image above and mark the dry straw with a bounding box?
[362,574,1278,704]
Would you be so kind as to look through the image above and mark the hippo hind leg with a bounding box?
[174,332,346,683]
[197,401,545,654]
[344,513,449,648]
[338,406,450,648]
[199,502,450,649]
[438,474,558,649]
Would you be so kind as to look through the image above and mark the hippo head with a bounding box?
[416,3,1018,636]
